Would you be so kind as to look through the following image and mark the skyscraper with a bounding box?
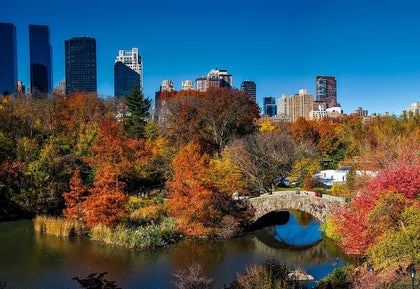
[0,23,17,97]
[29,25,52,97]
[315,76,337,108]
[241,80,256,102]
[287,89,314,122]
[181,80,194,90]
[195,76,207,92]
[65,36,97,94]
[207,69,232,89]
[114,48,142,98]
[263,96,277,117]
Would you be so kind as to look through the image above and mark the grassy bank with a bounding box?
[33,215,85,237]
[90,216,178,249]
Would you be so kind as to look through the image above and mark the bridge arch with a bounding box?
[247,191,346,224]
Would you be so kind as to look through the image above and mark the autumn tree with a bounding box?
[85,117,152,182]
[226,129,317,193]
[62,168,87,221]
[159,88,258,152]
[327,155,420,265]
[84,166,128,228]
[167,140,244,237]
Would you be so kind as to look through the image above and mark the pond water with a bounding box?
[0,210,352,288]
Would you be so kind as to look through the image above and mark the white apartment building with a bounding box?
[115,48,143,92]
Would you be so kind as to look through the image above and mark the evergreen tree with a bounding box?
[124,84,151,139]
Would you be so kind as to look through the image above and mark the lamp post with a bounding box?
[409,267,416,289]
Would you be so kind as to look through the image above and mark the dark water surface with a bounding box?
[0,211,352,289]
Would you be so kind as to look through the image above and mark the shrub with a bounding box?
[172,263,214,289]
[227,258,301,289]
[129,203,167,225]
[33,215,85,237]
[215,215,240,239]
[330,182,351,198]
[321,266,354,289]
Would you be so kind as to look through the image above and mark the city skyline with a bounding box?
[2,0,420,114]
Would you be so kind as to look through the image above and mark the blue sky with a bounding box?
[3,0,420,114]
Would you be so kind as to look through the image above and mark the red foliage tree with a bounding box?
[331,158,420,257]
[62,168,87,221]
[83,166,128,228]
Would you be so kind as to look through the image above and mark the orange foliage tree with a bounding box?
[62,168,86,221]
[85,117,152,180]
[167,141,233,237]
[84,166,128,228]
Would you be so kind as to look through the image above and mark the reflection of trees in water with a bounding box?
[289,209,313,227]
[169,237,256,270]
[252,233,352,267]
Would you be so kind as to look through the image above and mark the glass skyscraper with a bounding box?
[241,80,257,103]
[65,36,97,94]
[263,96,277,117]
[315,76,337,108]
[114,48,142,98]
[0,23,17,97]
[29,25,52,97]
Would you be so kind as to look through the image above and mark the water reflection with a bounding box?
[0,213,352,289]
[260,210,322,247]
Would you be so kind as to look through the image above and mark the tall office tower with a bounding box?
[241,80,256,102]
[29,25,52,97]
[65,36,97,94]
[316,76,337,108]
[277,94,288,117]
[161,80,174,92]
[15,80,25,94]
[0,23,17,97]
[207,68,232,89]
[57,78,66,94]
[263,96,277,117]
[287,89,314,122]
[181,80,194,90]
[195,76,207,92]
[114,48,142,98]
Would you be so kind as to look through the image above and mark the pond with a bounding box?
[0,210,352,288]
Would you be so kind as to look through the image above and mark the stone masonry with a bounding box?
[247,191,347,223]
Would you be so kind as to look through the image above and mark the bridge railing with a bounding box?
[237,190,349,203]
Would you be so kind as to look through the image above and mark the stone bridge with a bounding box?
[245,191,347,223]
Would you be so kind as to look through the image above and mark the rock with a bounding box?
[287,272,315,281]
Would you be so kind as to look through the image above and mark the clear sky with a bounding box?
[2,0,420,114]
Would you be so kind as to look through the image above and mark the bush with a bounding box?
[227,258,302,289]
[90,217,178,249]
[215,215,240,239]
[172,263,214,289]
[321,266,354,289]
[331,182,351,198]
[129,203,167,225]
[33,215,85,237]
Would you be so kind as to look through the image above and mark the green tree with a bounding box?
[124,84,151,139]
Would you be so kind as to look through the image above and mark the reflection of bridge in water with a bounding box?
[246,191,347,223]
[252,232,342,267]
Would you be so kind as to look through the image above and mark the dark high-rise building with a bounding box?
[29,25,52,97]
[0,23,17,97]
[241,80,256,102]
[263,96,277,117]
[65,36,97,94]
[316,76,338,108]
[114,48,142,98]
